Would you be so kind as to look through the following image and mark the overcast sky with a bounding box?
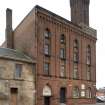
[0,0,104,89]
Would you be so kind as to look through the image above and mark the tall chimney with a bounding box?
[70,0,90,26]
[5,8,13,48]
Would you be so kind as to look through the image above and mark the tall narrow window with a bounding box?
[44,44,50,55]
[73,86,80,98]
[60,88,66,104]
[86,45,91,65]
[60,34,65,44]
[86,45,91,80]
[60,34,66,60]
[60,48,65,59]
[44,63,50,76]
[73,40,79,62]
[73,63,78,79]
[60,62,66,78]
[73,39,79,79]
[86,87,92,98]
[87,66,91,80]
[15,64,22,78]
[44,29,51,56]
[44,29,51,38]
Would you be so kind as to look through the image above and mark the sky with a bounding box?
[0,0,104,89]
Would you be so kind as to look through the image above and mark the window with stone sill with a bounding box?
[86,45,91,65]
[81,91,86,97]
[73,52,79,62]
[60,63,66,78]
[44,63,50,76]
[44,44,50,56]
[73,39,79,62]
[44,28,51,56]
[73,86,80,98]
[44,29,51,39]
[87,65,91,81]
[60,48,66,59]
[60,34,65,44]
[73,63,78,79]
[15,64,22,78]
[86,87,92,98]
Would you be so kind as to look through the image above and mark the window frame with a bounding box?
[86,87,92,98]
[60,34,65,44]
[15,64,22,78]
[73,86,80,98]
[44,44,50,56]
[60,63,66,78]
[86,45,91,80]
[60,88,66,103]
[73,40,79,63]
[44,63,50,76]
[86,45,91,65]
[44,29,51,39]
[60,48,66,59]
[73,63,78,79]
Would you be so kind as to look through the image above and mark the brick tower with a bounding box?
[70,0,90,26]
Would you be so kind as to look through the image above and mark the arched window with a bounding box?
[73,40,79,62]
[73,39,79,79]
[44,28,51,38]
[43,85,52,97]
[44,28,51,56]
[86,45,91,65]
[73,86,80,98]
[44,62,50,75]
[86,45,91,80]
[60,34,66,59]
[43,85,52,105]
[60,34,65,44]
[60,88,66,103]
[60,34,66,78]
[87,65,91,80]
[86,87,92,98]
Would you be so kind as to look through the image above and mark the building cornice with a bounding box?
[35,5,97,40]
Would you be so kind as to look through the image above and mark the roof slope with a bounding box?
[0,48,35,63]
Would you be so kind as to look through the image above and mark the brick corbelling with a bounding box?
[36,7,97,40]
[37,13,96,43]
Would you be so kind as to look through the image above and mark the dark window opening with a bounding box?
[60,88,66,103]
[60,34,65,44]
[44,97,50,105]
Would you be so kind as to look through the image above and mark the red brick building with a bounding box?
[3,0,97,105]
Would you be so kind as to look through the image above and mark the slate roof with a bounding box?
[0,48,35,63]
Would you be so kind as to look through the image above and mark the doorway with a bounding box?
[10,88,18,105]
[44,96,50,105]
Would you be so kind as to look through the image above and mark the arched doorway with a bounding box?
[43,85,52,105]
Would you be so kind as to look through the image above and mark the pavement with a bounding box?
[83,103,105,105]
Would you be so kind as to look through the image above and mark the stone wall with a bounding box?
[0,59,35,105]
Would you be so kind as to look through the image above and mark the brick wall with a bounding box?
[13,6,96,105]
